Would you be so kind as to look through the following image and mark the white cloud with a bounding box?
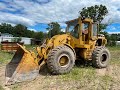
[59,23,67,27]
[108,32,120,34]
[28,28,37,32]
[0,2,6,9]
[1,0,120,27]
[61,28,66,32]
[0,12,35,26]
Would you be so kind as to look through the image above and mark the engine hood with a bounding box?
[47,34,71,48]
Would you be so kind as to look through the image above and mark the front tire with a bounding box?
[47,45,75,74]
[92,46,110,68]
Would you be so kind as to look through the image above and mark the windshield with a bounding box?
[66,19,79,38]
[67,24,79,38]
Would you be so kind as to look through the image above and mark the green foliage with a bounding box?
[0,23,34,38]
[109,34,117,46]
[99,24,108,31]
[79,5,108,31]
[13,24,27,37]
[100,31,117,46]
[34,31,44,40]
[0,23,13,34]
[46,22,61,38]
[79,4,108,23]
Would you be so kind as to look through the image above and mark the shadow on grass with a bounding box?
[39,64,50,75]
[75,59,93,68]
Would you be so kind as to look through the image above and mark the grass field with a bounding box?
[0,46,120,90]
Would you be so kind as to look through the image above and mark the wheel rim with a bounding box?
[100,53,107,64]
[58,55,69,67]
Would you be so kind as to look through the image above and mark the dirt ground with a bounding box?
[0,47,120,90]
[0,64,120,90]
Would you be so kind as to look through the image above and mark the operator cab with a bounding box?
[66,18,98,43]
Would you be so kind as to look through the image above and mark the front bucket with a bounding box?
[5,45,39,85]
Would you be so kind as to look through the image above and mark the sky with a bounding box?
[0,0,120,34]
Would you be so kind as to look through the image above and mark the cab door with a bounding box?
[68,24,80,47]
[82,22,91,44]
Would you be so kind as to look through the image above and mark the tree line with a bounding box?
[101,32,120,46]
[0,22,63,41]
[0,23,46,40]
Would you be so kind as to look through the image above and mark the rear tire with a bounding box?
[92,46,110,68]
[47,45,75,74]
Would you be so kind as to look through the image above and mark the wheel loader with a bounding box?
[5,18,110,85]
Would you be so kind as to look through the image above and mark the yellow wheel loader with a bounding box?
[5,18,110,85]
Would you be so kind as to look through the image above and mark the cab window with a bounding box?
[92,24,97,36]
[69,24,79,38]
[82,23,89,34]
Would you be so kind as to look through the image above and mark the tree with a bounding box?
[0,23,13,34]
[46,22,61,38]
[100,31,117,46]
[25,29,35,38]
[79,5,108,31]
[109,34,117,46]
[13,24,27,37]
[34,31,44,40]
